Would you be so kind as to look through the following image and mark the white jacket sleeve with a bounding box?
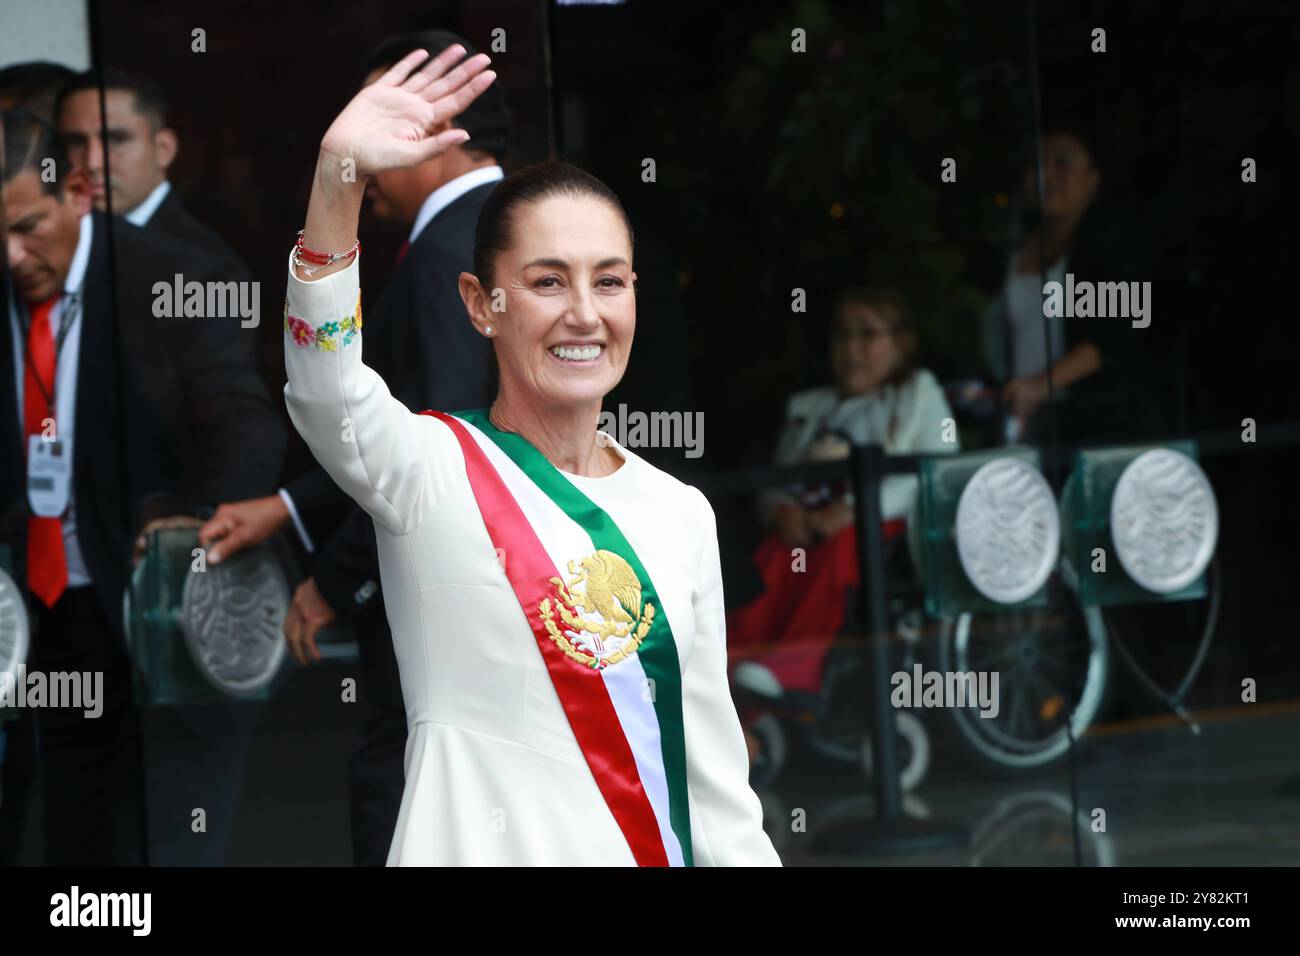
[682,488,782,866]
[282,252,453,536]
[880,370,961,520]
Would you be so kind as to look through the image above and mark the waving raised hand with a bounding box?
[298,45,496,278]
[320,45,497,176]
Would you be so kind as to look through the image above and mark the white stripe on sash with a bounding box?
[457,418,685,867]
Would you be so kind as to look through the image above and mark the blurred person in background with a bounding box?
[55,68,278,504]
[56,68,283,866]
[1,109,283,865]
[56,68,245,276]
[984,123,1163,444]
[727,289,956,760]
[762,289,955,545]
[0,60,76,863]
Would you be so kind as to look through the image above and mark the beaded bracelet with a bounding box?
[293,230,360,276]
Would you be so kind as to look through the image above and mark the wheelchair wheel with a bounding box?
[935,566,1110,777]
[861,711,931,792]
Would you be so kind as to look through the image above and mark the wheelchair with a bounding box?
[732,522,933,790]
[733,382,1222,786]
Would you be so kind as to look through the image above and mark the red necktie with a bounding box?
[23,295,67,608]
[395,240,410,265]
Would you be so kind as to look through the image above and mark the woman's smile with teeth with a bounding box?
[549,344,604,362]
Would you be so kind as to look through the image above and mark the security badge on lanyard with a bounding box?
[23,292,81,519]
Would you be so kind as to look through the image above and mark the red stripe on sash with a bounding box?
[422,410,669,867]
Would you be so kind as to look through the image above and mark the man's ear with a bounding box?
[64,166,93,216]
[154,126,178,174]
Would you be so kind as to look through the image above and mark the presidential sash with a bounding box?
[423,409,693,867]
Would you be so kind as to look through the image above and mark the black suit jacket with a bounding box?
[147,186,246,280]
[982,206,1166,442]
[4,215,178,631]
[284,180,496,619]
[138,193,285,504]
[2,213,284,634]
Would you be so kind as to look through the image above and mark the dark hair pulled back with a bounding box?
[473,160,634,288]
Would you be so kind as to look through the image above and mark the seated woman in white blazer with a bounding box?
[279,45,779,866]
[761,288,958,540]
[727,290,958,761]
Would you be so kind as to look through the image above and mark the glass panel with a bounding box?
[1,0,1295,880]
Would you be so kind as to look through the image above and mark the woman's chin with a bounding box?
[534,359,622,405]
[536,377,615,408]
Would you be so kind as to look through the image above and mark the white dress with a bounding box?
[282,253,780,866]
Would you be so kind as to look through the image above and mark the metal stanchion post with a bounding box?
[811,443,968,856]
[857,444,902,821]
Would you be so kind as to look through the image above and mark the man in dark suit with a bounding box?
[55,69,246,279]
[199,30,511,864]
[1,110,284,864]
[56,68,289,868]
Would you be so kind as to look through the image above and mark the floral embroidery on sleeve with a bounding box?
[316,321,341,351]
[286,312,316,348]
[283,293,363,351]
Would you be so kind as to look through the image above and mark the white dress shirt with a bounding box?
[407,164,503,244]
[1005,255,1067,379]
[125,179,171,226]
[280,165,505,553]
[10,213,94,586]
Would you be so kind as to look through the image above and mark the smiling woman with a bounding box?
[279,45,779,867]
[456,163,638,475]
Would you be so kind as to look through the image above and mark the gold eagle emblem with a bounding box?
[538,550,655,670]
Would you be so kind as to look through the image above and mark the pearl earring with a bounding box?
[484,325,494,336]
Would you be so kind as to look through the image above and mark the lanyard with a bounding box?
[18,290,82,416]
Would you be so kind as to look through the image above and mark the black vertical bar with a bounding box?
[1025,0,1059,484]
[541,0,563,157]
[851,443,901,821]
[86,0,149,867]
[1026,0,1083,866]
